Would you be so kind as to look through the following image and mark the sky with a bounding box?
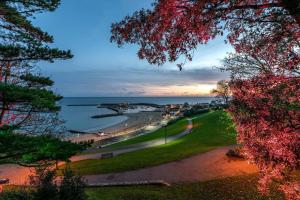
[33,0,233,97]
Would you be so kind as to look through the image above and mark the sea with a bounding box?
[59,97,214,132]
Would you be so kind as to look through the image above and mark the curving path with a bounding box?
[69,118,193,162]
[0,118,193,185]
[0,117,258,186]
[84,146,258,185]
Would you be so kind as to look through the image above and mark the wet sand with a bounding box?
[68,111,163,144]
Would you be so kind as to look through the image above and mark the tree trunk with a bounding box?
[0,62,11,126]
[55,160,58,169]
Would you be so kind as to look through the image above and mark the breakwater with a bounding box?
[91,113,122,119]
[67,103,162,108]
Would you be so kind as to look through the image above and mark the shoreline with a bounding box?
[67,111,163,144]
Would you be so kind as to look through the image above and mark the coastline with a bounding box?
[67,111,163,144]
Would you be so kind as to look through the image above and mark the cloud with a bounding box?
[49,66,229,96]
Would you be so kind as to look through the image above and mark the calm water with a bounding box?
[59,97,214,131]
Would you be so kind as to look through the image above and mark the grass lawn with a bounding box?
[86,174,284,200]
[64,111,236,175]
[106,117,188,150]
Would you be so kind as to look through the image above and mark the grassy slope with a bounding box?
[65,111,236,175]
[86,174,284,200]
[106,118,188,150]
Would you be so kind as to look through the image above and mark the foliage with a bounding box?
[229,74,300,196]
[0,130,88,166]
[31,169,58,200]
[59,168,87,200]
[111,0,299,68]
[217,110,236,136]
[166,116,184,125]
[226,148,244,159]
[0,83,62,113]
[0,0,72,130]
[211,80,231,104]
[183,107,209,117]
[30,167,87,200]
[111,0,300,198]
[0,190,34,200]
[0,168,87,200]
[0,0,82,176]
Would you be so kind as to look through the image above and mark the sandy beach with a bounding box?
[67,111,163,144]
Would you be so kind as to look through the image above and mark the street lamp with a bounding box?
[164,125,167,144]
[161,119,168,145]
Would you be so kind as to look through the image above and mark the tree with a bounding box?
[59,168,87,200]
[0,130,88,166]
[0,1,72,131]
[32,169,58,200]
[0,1,89,168]
[30,167,87,200]
[229,74,300,196]
[111,0,300,198]
[111,0,299,68]
[211,80,231,105]
[0,167,88,200]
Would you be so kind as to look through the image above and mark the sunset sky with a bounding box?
[34,0,232,97]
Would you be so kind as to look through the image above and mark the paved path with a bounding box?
[0,146,258,186]
[0,118,193,185]
[0,164,34,185]
[70,118,193,162]
[84,146,258,185]
[0,117,258,186]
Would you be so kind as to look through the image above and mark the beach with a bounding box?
[67,111,163,144]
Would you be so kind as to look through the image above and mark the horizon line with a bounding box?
[62,96,215,98]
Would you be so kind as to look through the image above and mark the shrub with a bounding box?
[183,108,210,117]
[1,168,87,200]
[0,190,34,200]
[32,169,58,200]
[59,168,87,200]
[167,116,185,126]
[226,148,244,159]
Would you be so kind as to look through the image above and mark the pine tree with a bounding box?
[0,0,72,130]
[0,1,87,166]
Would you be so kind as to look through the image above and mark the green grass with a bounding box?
[64,111,236,175]
[106,118,188,150]
[86,174,284,200]
[4,174,290,200]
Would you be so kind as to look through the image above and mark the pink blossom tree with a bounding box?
[111,0,300,198]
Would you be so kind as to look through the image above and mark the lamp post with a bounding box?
[164,125,167,144]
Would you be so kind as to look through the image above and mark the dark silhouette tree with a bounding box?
[0,0,72,130]
[0,1,89,168]
[211,80,231,104]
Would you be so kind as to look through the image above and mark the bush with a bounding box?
[226,148,244,159]
[59,168,87,200]
[32,169,58,200]
[183,108,210,117]
[167,116,185,126]
[1,168,87,200]
[0,190,34,200]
